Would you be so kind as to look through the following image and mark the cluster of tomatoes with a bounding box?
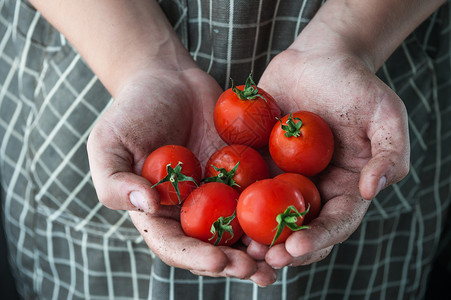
[141,74,334,247]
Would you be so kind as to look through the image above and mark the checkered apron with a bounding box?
[0,0,450,299]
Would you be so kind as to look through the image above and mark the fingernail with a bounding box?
[130,191,148,211]
[376,176,387,196]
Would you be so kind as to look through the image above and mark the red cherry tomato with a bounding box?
[274,173,321,224]
[214,74,281,148]
[269,111,334,176]
[204,144,270,193]
[237,179,308,246]
[181,182,243,246]
[141,145,201,205]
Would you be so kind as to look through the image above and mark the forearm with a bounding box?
[291,0,446,71]
[30,0,194,96]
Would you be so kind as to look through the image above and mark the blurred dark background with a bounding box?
[0,212,20,300]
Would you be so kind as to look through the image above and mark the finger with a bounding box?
[191,247,259,280]
[360,92,410,200]
[193,250,278,287]
[266,244,334,268]
[130,211,230,273]
[282,194,371,258]
[241,235,253,246]
[359,149,409,200]
[218,247,258,279]
[246,239,270,261]
[87,123,160,213]
[290,246,333,266]
[264,243,293,269]
[249,261,278,287]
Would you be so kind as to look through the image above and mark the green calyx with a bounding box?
[278,113,303,138]
[270,205,310,247]
[209,210,237,246]
[202,162,241,188]
[231,73,267,102]
[151,162,198,204]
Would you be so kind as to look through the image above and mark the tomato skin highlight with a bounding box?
[274,173,321,224]
[204,144,270,193]
[214,85,281,149]
[181,182,243,246]
[269,111,334,176]
[237,179,306,246]
[141,145,202,205]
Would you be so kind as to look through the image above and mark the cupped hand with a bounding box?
[87,67,223,212]
[248,46,410,268]
[87,66,276,286]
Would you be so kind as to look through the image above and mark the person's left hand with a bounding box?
[244,45,410,268]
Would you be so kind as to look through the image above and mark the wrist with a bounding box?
[289,0,446,72]
[289,17,376,73]
[111,43,197,98]
[90,8,197,97]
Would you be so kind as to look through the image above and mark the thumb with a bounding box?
[359,150,409,200]
[87,124,160,213]
[359,100,410,200]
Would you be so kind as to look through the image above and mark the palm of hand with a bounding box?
[97,69,222,168]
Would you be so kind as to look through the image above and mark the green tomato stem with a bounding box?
[202,161,241,188]
[151,162,198,204]
[209,210,237,246]
[278,113,303,138]
[270,205,310,247]
[231,73,267,102]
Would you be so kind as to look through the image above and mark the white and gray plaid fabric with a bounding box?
[1,0,450,299]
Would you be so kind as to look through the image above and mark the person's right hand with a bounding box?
[32,0,278,287]
[87,66,277,286]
